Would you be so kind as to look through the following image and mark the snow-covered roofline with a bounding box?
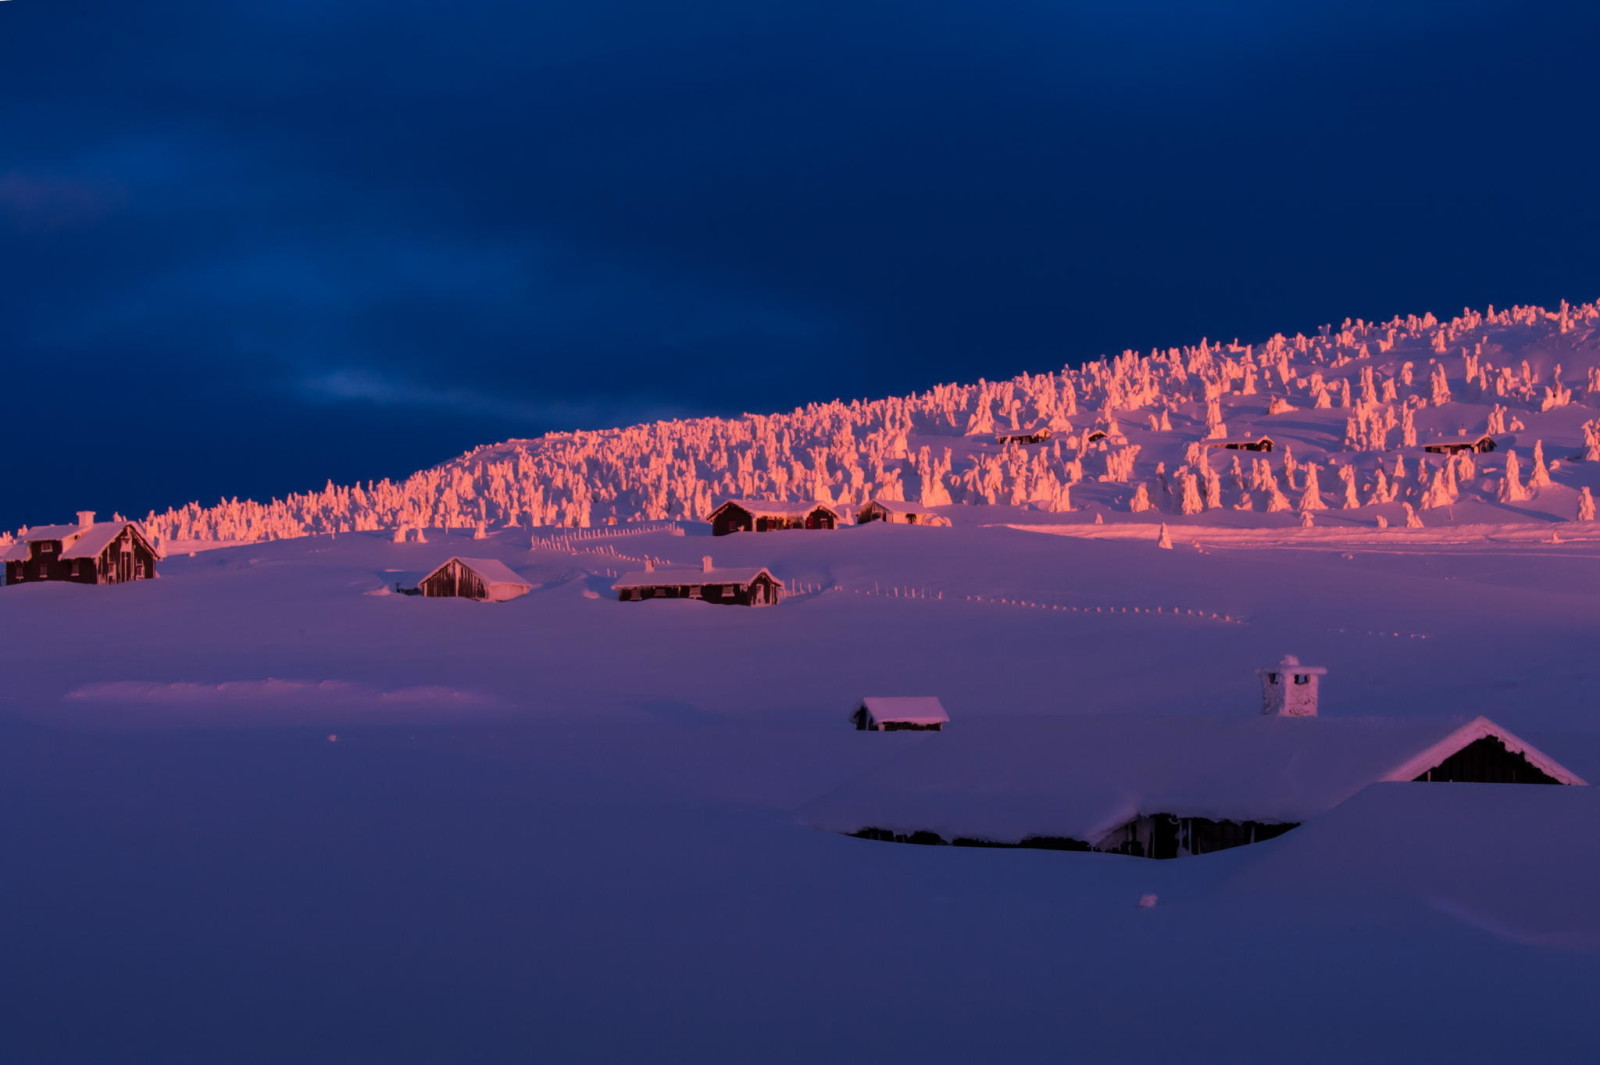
[710,499,838,519]
[1382,716,1587,786]
[860,696,949,725]
[611,565,781,590]
[420,557,532,588]
[2,520,160,563]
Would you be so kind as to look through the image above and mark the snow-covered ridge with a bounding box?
[30,299,1600,546]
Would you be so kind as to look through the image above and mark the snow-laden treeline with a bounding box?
[79,300,1600,544]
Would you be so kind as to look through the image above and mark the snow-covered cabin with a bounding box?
[851,697,949,732]
[418,557,532,602]
[708,499,839,536]
[855,500,951,527]
[612,556,783,606]
[1423,434,1497,455]
[2,513,160,586]
[802,715,1584,859]
[1203,436,1275,453]
[995,427,1052,446]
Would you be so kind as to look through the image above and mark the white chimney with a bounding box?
[1255,654,1327,717]
[644,558,655,572]
[77,510,96,529]
[702,555,713,572]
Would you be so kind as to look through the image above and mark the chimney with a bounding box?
[1254,654,1327,717]
[702,555,713,572]
[76,510,96,529]
[644,558,655,572]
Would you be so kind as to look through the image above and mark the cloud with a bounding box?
[297,367,693,430]
[0,172,120,231]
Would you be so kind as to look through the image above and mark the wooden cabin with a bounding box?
[708,499,839,536]
[2,513,160,586]
[851,697,949,732]
[995,427,1052,446]
[856,500,951,527]
[612,557,783,606]
[1423,434,1497,455]
[801,714,1585,860]
[418,557,532,602]
[1204,436,1275,453]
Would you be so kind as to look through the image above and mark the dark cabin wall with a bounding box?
[420,561,488,600]
[711,506,754,536]
[1414,735,1562,784]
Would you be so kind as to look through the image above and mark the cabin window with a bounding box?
[1293,674,1310,685]
[40,542,54,553]
[1266,673,1279,684]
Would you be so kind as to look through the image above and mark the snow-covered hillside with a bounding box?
[5,520,1600,1062]
[42,298,1600,547]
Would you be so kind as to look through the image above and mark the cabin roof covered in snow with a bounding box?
[860,697,950,725]
[799,714,1584,845]
[422,557,531,588]
[611,565,780,590]
[1,520,156,563]
[863,499,936,515]
[710,499,837,519]
[1203,436,1274,446]
[1424,434,1496,447]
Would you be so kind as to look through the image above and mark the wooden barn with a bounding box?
[1424,434,1497,455]
[418,557,532,602]
[612,556,783,606]
[800,714,1585,860]
[708,499,839,536]
[856,500,951,527]
[851,697,949,731]
[2,512,160,586]
[995,427,1052,446]
[1204,436,1275,453]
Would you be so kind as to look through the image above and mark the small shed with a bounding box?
[1204,436,1275,453]
[708,499,840,536]
[612,556,783,606]
[851,697,949,732]
[856,500,951,527]
[2,512,160,586]
[995,427,1052,446]
[418,557,532,601]
[1424,434,1497,455]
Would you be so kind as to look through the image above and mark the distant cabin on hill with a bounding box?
[856,500,951,527]
[708,499,839,536]
[1424,434,1497,455]
[612,556,783,606]
[852,697,949,732]
[995,427,1052,446]
[418,557,532,602]
[1203,436,1275,453]
[2,513,160,586]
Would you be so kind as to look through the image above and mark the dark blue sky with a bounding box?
[3,1,1598,529]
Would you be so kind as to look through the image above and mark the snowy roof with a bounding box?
[1423,435,1496,447]
[799,715,1585,846]
[1255,654,1326,677]
[612,565,780,590]
[1203,436,1274,446]
[422,557,531,588]
[2,521,157,563]
[859,697,949,725]
[710,499,837,519]
[862,499,935,515]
